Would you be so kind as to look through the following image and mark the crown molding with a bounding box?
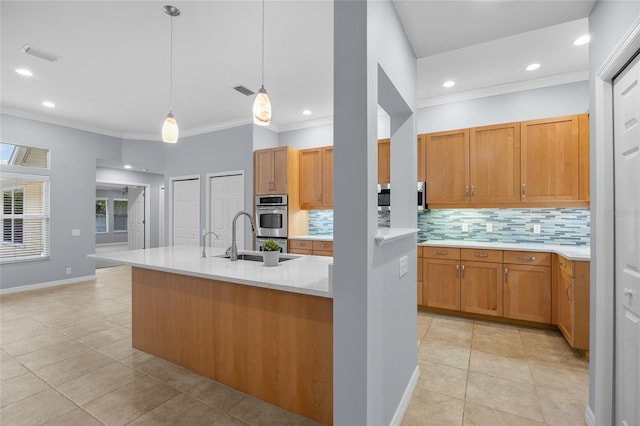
[278,115,334,133]
[121,118,255,141]
[417,70,589,108]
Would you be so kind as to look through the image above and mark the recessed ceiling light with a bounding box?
[573,34,591,46]
[41,101,55,108]
[302,110,312,116]
[443,80,455,88]
[124,164,132,169]
[526,63,541,71]
[16,68,33,77]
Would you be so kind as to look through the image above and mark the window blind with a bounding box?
[0,172,50,262]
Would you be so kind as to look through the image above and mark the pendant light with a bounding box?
[253,0,271,126]
[162,5,180,143]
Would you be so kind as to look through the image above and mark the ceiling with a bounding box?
[1,1,595,141]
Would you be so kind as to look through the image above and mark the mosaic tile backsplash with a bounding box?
[417,208,590,245]
[309,208,590,246]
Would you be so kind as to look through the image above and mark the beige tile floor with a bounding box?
[0,266,589,425]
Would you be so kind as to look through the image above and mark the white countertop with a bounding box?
[419,240,590,261]
[288,235,333,241]
[89,246,333,298]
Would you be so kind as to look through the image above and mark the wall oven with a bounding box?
[417,181,427,211]
[255,194,288,238]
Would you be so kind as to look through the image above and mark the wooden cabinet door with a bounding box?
[461,261,503,317]
[299,149,323,209]
[417,135,426,183]
[470,123,521,203]
[503,264,551,323]
[378,139,391,184]
[321,147,334,208]
[272,147,288,194]
[426,129,470,204]
[557,270,574,343]
[521,115,580,201]
[423,258,460,310]
[254,149,274,195]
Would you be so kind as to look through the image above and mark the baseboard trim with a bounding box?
[0,275,96,295]
[390,365,420,426]
[585,405,596,426]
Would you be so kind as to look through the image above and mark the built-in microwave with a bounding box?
[417,181,427,211]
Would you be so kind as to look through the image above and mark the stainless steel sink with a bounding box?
[216,253,299,262]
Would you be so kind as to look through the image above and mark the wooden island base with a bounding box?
[131,267,333,425]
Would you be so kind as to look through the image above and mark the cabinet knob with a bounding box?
[624,288,634,297]
[560,262,566,268]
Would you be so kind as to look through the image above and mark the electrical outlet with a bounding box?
[72,229,80,236]
[66,267,72,275]
[399,256,408,277]
[533,224,541,234]
[486,223,493,232]
[462,223,469,232]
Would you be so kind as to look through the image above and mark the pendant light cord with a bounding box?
[169,14,174,111]
[261,0,265,87]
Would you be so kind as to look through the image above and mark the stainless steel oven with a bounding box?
[255,194,288,238]
[377,184,391,211]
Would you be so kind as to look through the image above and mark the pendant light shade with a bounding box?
[253,0,271,126]
[162,5,180,143]
[162,112,179,143]
[253,86,271,126]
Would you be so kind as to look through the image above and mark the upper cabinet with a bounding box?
[254,147,291,195]
[299,146,333,209]
[521,114,588,203]
[378,139,390,184]
[423,113,589,208]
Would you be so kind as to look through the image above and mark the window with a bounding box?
[113,199,128,232]
[0,173,50,262]
[96,199,108,233]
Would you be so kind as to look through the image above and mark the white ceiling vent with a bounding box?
[21,44,62,62]
[233,85,255,96]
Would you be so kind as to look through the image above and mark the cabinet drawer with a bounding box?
[289,248,312,255]
[558,255,575,277]
[461,248,503,263]
[504,251,550,266]
[289,239,313,250]
[313,241,333,252]
[423,247,460,260]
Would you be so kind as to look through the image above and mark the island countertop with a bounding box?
[89,246,333,298]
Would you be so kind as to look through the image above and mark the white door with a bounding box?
[614,52,640,426]
[127,187,145,250]
[210,174,244,250]
[172,178,200,246]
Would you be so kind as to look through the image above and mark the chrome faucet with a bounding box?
[202,231,220,258]
[230,211,256,261]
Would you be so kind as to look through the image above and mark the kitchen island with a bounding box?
[90,246,334,425]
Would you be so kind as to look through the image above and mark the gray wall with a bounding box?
[0,114,122,290]
[417,80,589,133]
[95,189,128,245]
[96,167,165,249]
[162,124,255,249]
[588,0,640,421]
[252,125,279,151]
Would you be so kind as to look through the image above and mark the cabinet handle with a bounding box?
[461,264,465,278]
[522,184,526,199]
[474,253,489,258]
[471,185,475,199]
[566,284,573,302]
[465,186,469,199]
[504,268,509,282]
[434,251,448,255]
[456,264,459,278]
[517,256,536,262]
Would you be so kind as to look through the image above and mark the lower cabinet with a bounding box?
[461,261,503,317]
[503,264,552,323]
[423,258,461,310]
[288,239,333,257]
[554,255,590,350]
[417,247,423,305]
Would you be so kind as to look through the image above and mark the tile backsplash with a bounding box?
[417,208,590,245]
[309,208,590,246]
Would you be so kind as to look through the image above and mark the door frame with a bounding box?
[205,170,245,243]
[169,174,200,246]
[95,180,151,250]
[591,16,640,426]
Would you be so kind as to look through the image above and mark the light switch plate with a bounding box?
[72,229,80,236]
[399,256,408,277]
